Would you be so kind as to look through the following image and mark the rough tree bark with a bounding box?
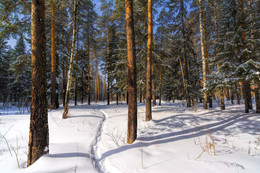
[146,0,152,121]
[125,0,137,144]
[50,2,57,110]
[63,0,77,119]
[27,0,49,166]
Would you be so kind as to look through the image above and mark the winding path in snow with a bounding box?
[25,104,107,173]
[90,109,107,173]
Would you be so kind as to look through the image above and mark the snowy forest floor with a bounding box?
[0,100,260,173]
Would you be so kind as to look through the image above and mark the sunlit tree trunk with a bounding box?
[50,2,57,110]
[27,0,48,166]
[63,0,77,119]
[202,0,212,108]
[199,0,207,109]
[125,0,137,144]
[94,45,98,103]
[146,0,152,121]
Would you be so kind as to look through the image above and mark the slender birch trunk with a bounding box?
[63,0,77,119]
[199,0,207,109]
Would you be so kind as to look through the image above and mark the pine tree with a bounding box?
[27,0,49,166]
[125,0,137,144]
[50,1,57,110]
[146,0,152,121]
[10,34,31,106]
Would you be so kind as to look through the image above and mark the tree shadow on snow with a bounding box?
[99,112,259,161]
[44,152,91,158]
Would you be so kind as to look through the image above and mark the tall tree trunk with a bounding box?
[199,0,207,109]
[146,0,152,121]
[106,18,110,105]
[202,0,211,108]
[159,21,163,106]
[213,0,225,110]
[63,0,77,119]
[50,3,56,110]
[238,0,252,112]
[94,45,98,103]
[125,0,137,144]
[181,0,191,108]
[28,0,48,166]
[87,35,91,105]
[74,32,79,106]
[152,64,156,106]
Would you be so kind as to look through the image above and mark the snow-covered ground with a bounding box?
[0,101,259,173]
